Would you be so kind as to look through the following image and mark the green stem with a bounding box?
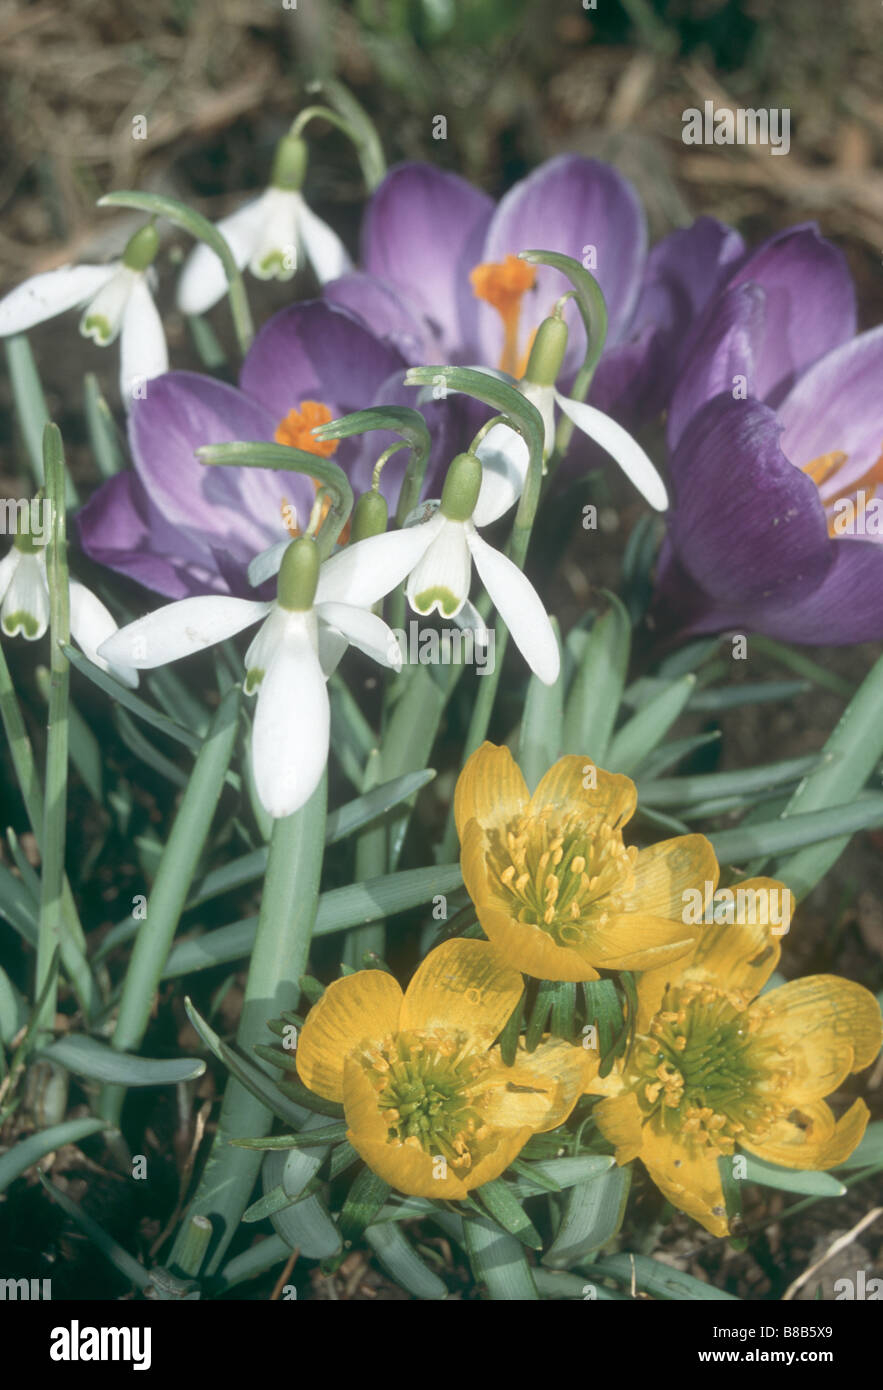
[35,425,70,1044]
[170,775,327,1274]
[98,686,240,1124]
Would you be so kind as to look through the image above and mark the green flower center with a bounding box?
[630,984,793,1154]
[361,1029,491,1169]
[485,806,637,949]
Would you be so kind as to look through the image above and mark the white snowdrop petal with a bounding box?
[315,518,441,607]
[249,188,300,282]
[466,528,560,685]
[68,580,139,688]
[406,519,472,618]
[0,264,117,336]
[248,540,291,590]
[0,548,21,603]
[473,423,530,527]
[98,595,270,669]
[297,196,353,285]
[79,267,138,346]
[176,195,270,316]
[316,601,402,671]
[119,278,169,406]
[554,391,669,511]
[1,552,49,641]
[251,613,330,818]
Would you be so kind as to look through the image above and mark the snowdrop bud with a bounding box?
[270,134,308,192]
[522,313,568,388]
[350,489,388,543]
[277,536,320,611]
[440,451,483,522]
[122,224,160,272]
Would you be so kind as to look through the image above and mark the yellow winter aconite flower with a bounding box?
[587,905,883,1237]
[295,938,593,1198]
[455,742,715,982]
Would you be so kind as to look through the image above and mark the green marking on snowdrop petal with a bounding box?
[2,611,40,638]
[244,668,265,695]
[81,314,113,345]
[413,585,460,618]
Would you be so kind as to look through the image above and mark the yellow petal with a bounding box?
[620,833,719,919]
[754,974,883,1100]
[586,912,697,973]
[635,877,787,1031]
[454,740,528,839]
[640,1121,730,1237]
[594,1091,644,1164]
[484,1037,594,1133]
[529,756,637,832]
[470,893,601,982]
[741,1098,870,1170]
[399,937,523,1046]
[296,969,403,1102]
[342,1057,530,1196]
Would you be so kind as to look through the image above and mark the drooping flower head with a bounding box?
[0,224,168,404]
[98,535,402,817]
[295,938,593,1197]
[455,744,715,982]
[588,903,882,1236]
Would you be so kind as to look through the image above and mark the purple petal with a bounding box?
[778,325,883,496]
[667,396,833,607]
[361,162,493,361]
[77,471,233,598]
[324,271,440,364]
[652,531,883,647]
[129,372,307,562]
[593,217,745,423]
[721,224,856,407]
[666,283,764,450]
[478,155,646,375]
[240,299,408,424]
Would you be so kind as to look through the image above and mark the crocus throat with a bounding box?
[470,255,537,376]
[274,401,338,457]
[802,446,883,537]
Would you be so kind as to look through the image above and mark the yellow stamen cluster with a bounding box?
[486,806,638,948]
[274,400,338,456]
[630,982,795,1158]
[358,1028,492,1169]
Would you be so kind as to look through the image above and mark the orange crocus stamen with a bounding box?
[273,400,339,457]
[801,450,848,487]
[470,254,537,375]
[802,443,883,538]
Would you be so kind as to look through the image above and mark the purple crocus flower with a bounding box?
[652,227,883,644]
[325,157,745,428]
[78,300,452,599]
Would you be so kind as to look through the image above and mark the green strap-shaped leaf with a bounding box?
[39,1035,205,1086]
[606,675,695,775]
[543,1166,631,1268]
[562,593,631,763]
[463,1213,539,1300]
[364,1222,448,1299]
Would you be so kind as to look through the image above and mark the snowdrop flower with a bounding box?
[98,537,401,818]
[177,135,352,317]
[0,225,168,405]
[471,311,669,522]
[311,450,561,686]
[0,515,138,689]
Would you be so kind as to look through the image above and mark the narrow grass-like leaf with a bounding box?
[742,1155,846,1197]
[476,1179,542,1249]
[365,1222,448,1299]
[517,618,563,791]
[40,1034,205,1086]
[5,337,78,504]
[606,675,695,774]
[83,373,125,478]
[773,652,883,896]
[562,592,631,763]
[338,1168,392,1246]
[262,1149,341,1258]
[509,1156,615,1200]
[463,1213,539,1300]
[63,645,200,750]
[637,755,822,808]
[534,1269,630,1300]
[39,1174,150,1288]
[99,686,240,1123]
[0,1117,108,1193]
[586,1253,738,1300]
[544,1166,631,1267]
[710,795,883,866]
